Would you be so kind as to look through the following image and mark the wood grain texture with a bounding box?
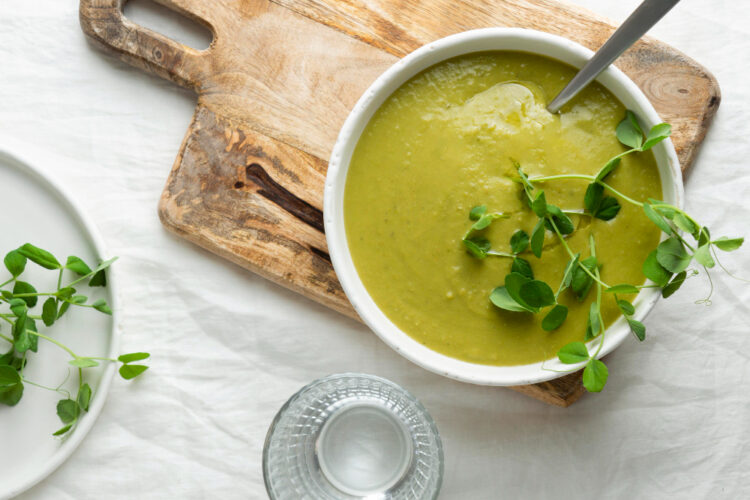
[79,0,720,407]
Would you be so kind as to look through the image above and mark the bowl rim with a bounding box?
[324,27,683,386]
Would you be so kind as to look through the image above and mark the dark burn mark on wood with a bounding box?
[245,162,324,233]
[309,246,331,263]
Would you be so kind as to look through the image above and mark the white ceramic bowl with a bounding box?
[324,28,682,386]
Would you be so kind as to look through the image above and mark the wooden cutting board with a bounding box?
[79,0,720,407]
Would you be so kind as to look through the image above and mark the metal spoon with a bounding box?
[546,0,681,114]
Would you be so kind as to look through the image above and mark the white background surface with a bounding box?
[1,0,748,498]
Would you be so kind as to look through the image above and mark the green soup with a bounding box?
[344,52,662,366]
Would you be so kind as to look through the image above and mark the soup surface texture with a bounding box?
[344,51,662,366]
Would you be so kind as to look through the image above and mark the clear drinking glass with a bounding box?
[263,373,443,499]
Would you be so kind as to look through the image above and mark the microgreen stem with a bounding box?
[711,247,750,283]
[0,331,12,343]
[548,218,610,288]
[9,292,57,298]
[486,250,515,258]
[0,277,14,288]
[25,330,78,359]
[22,377,71,397]
[590,235,606,359]
[0,313,43,320]
[529,174,644,207]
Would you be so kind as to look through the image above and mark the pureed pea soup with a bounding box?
[344,52,662,366]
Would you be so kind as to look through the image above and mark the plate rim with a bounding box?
[0,139,121,499]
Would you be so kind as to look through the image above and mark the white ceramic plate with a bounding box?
[0,140,119,499]
[325,28,683,386]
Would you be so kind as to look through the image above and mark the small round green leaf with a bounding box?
[584,183,603,212]
[617,300,635,316]
[643,204,674,235]
[693,244,715,268]
[557,342,589,364]
[656,237,692,274]
[69,358,99,368]
[0,365,21,389]
[530,219,545,258]
[713,237,744,252]
[489,286,529,313]
[65,256,92,276]
[510,230,529,254]
[12,281,37,308]
[463,237,491,259]
[3,250,26,277]
[532,191,547,218]
[642,250,672,287]
[583,359,609,392]
[541,304,568,331]
[469,205,487,221]
[511,258,534,280]
[77,383,92,412]
[592,196,621,221]
[119,364,149,380]
[56,398,80,424]
[42,298,57,327]
[641,123,672,150]
[519,280,556,308]
[628,318,646,341]
[92,299,112,315]
[616,112,643,149]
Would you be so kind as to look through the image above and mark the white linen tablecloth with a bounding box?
[1,0,748,498]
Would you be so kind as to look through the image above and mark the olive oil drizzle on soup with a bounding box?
[344,52,662,366]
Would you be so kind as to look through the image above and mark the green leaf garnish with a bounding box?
[628,319,646,341]
[463,237,491,259]
[519,280,556,308]
[17,243,61,270]
[693,244,715,268]
[616,111,643,149]
[459,111,744,394]
[643,250,672,287]
[4,250,26,277]
[713,237,743,252]
[643,204,674,235]
[641,123,671,151]
[65,256,92,276]
[532,191,547,218]
[469,205,487,221]
[0,244,147,437]
[510,230,529,254]
[557,342,589,364]
[542,304,568,331]
[662,271,688,298]
[530,219,545,258]
[489,286,530,313]
[511,258,534,280]
[617,300,635,316]
[583,359,609,392]
[656,237,692,274]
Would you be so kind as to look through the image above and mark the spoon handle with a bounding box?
[546,0,681,113]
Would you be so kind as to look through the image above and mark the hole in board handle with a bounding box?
[122,0,213,51]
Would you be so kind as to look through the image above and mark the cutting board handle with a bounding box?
[79,0,212,91]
